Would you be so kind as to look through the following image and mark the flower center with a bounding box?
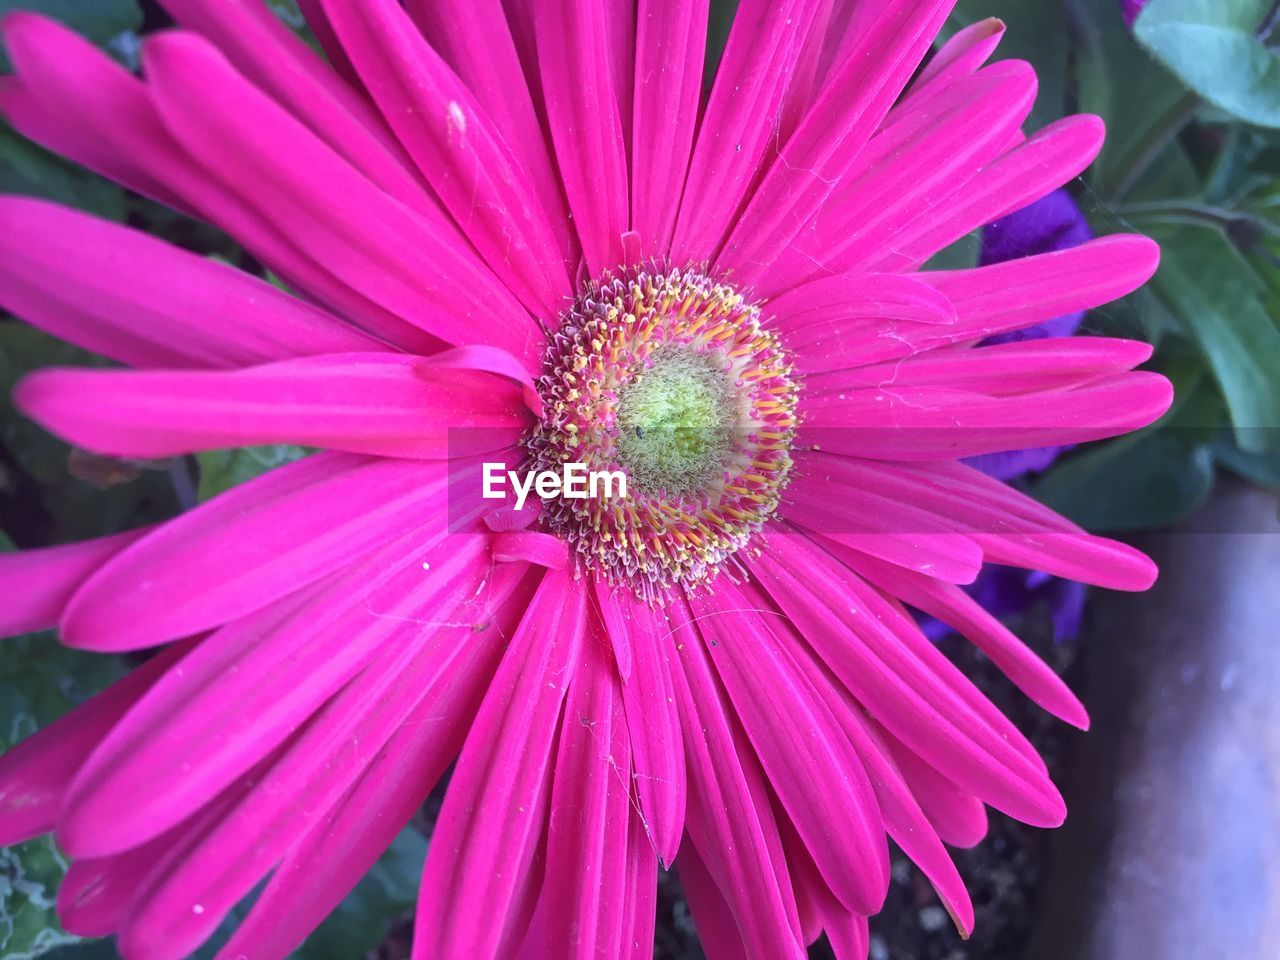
[615,347,735,495]
[525,267,798,599]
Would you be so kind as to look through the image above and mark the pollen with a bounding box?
[524,266,798,600]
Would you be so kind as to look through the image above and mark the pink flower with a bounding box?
[0,4,1170,960]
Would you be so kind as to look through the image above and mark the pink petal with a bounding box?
[825,913,871,960]
[141,31,540,366]
[774,810,835,944]
[785,473,984,584]
[881,114,1107,271]
[630,0,707,258]
[767,62,1038,293]
[0,640,190,845]
[753,537,1066,827]
[808,338,1155,395]
[421,344,544,415]
[0,15,438,351]
[414,569,587,959]
[213,566,541,960]
[118,556,525,959]
[765,275,961,374]
[0,528,149,638]
[16,353,529,461]
[58,784,244,939]
[668,605,806,957]
[812,1,883,92]
[825,456,1158,593]
[0,198,379,369]
[594,584,687,866]
[318,0,571,320]
[293,0,358,83]
[604,0,636,137]
[405,0,575,263]
[154,0,431,213]
[774,814,881,953]
[768,274,959,370]
[768,272,957,332]
[676,842,757,960]
[620,806,660,959]
[535,0,630,276]
[883,733,991,849]
[0,14,187,210]
[922,235,1161,342]
[60,531,491,859]
[59,834,175,937]
[801,372,1174,460]
[907,17,1006,95]
[539,641,634,959]
[763,612,974,933]
[774,0,840,144]
[688,581,890,915]
[670,0,822,263]
[845,550,1089,729]
[781,529,1052,777]
[720,0,956,285]
[809,678,975,934]
[781,236,1161,370]
[492,531,570,568]
[61,453,451,651]
[975,530,1161,592]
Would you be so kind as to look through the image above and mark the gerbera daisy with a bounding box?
[0,2,1171,959]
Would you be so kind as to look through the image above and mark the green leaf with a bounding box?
[0,0,142,71]
[1,838,80,959]
[196,446,310,501]
[1135,0,1280,128]
[1141,221,1280,452]
[1,626,125,959]
[1203,126,1280,207]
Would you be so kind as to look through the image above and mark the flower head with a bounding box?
[527,267,799,596]
[0,3,1170,959]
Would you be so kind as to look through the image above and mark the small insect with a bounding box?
[635,426,644,438]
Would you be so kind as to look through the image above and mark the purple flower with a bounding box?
[1123,0,1150,28]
